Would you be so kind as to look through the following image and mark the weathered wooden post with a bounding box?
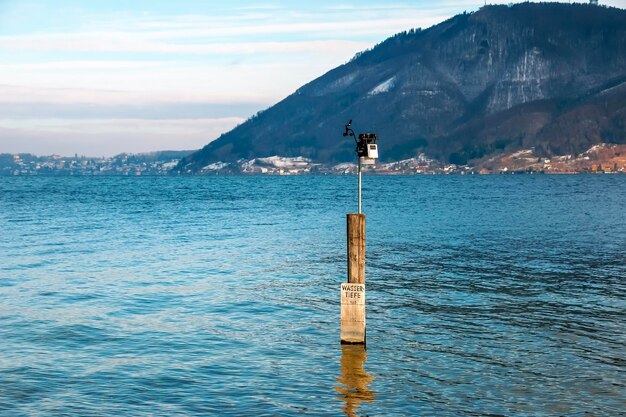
[341,213,366,344]
[341,121,378,345]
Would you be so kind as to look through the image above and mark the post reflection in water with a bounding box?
[335,345,375,417]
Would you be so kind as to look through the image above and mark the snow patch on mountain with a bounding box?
[368,77,395,96]
[201,162,230,172]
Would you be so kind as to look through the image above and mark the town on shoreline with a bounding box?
[2,143,625,176]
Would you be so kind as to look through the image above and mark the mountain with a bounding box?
[176,2,626,173]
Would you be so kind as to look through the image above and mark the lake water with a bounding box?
[1,175,625,416]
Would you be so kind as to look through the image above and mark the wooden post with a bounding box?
[341,213,366,344]
[347,214,365,284]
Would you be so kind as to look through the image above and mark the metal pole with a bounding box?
[358,157,362,214]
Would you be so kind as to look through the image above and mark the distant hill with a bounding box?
[0,150,194,176]
[176,2,626,173]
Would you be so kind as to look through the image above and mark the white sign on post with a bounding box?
[340,283,366,343]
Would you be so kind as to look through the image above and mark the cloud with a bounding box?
[0,32,370,55]
[1,117,243,134]
[0,53,352,105]
[0,99,266,120]
[0,85,271,107]
[0,61,162,70]
[0,2,469,56]
[0,117,243,156]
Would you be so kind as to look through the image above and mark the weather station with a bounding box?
[340,120,379,345]
[343,120,379,214]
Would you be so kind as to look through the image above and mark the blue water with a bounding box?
[1,175,625,416]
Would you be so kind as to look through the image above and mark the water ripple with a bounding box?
[0,175,625,416]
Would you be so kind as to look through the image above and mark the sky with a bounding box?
[1,0,625,156]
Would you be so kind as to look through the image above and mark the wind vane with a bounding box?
[343,120,379,214]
